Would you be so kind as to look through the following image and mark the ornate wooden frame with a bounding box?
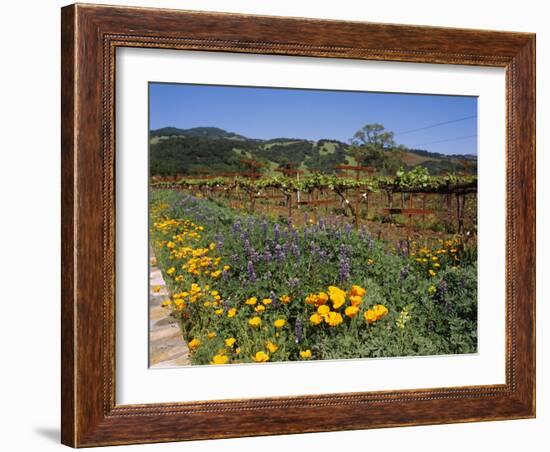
[61,3,536,447]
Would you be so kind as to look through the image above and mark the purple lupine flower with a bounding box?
[274,244,285,261]
[232,220,242,234]
[295,319,303,344]
[345,223,352,237]
[338,243,351,282]
[250,250,260,263]
[339,257,351,282]
[240,230,249,243]
[261,220,268,237]
[247,260,257,283]
[231,253,240,264]
[243,238,252,256]
[273,223,280,242]
[263,250,273,262]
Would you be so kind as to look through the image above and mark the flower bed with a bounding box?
[150,190,477,365]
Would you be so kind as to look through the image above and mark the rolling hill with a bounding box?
[149,127,477,177]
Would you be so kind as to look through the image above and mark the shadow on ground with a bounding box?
[34,427,60,443]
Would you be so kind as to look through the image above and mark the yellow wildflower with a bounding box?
[317,304,330,317]
[252,351,269,362]
[227,308,237,318]
[328,286,346,309]
[274,319,286,329]
[364,310,377,323]
[207,332,217,339]
[428,286,437,295]
[345,305,360,318]
[262,298,272,305]
[245,297,258,305]
[189,338,201,350]
[326,311,344,327]
[248,316,262,327]
[349,285,366,298]
[214,308,224,315]
[349,295,363,307]
[224,337,237,347]
[266,341,278,353]
[279,295,291,304]
[166,267,176,275]
[300,349,312,359]
[317,292,329,304]
[255,304,266,313]
[309,313,322,325]
[364,304,389,324]
[210,354,229,365]
[305,293,319,305]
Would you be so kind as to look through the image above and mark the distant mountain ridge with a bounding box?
[151,126,249,140]
[149,127,477,177]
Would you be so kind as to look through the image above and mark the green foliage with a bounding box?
[160,170,477,195]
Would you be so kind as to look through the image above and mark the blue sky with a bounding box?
[149,83,477,155]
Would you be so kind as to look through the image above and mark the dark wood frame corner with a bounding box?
[61,3,536,447]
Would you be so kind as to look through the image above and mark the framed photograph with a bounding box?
[61,3,535,447]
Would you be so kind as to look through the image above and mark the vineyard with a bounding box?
[152,167,477,242]
[150,167,478,365]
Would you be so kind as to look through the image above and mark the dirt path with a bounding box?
[149,248,191,368]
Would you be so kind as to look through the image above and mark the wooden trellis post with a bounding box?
[386,190,394,209]
[456,192,466,234]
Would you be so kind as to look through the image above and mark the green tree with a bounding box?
[350,123,403,175]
